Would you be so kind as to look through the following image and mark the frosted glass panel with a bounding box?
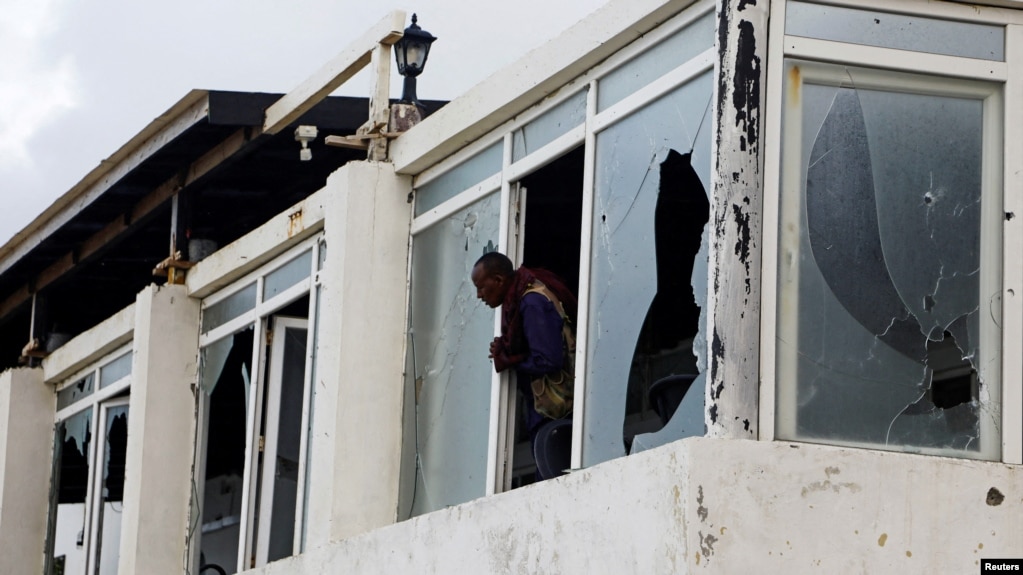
[263,250,311,301]
[404,192,500,516]
[512,89,587,162]
[776,75,1000,459]
[99,351,132,389]
[786,1,1004,61]
[597,10,714,112]
[414,142,503,216]
[585,73,713,467]
[202,283,257,333]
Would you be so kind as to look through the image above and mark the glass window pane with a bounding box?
[585,73,714,467]
[48,408,93,575]
[96,404,128,573]
[263,250,312,301]
[267,326,307,561]
[786,1,1005,61]
[414,142,503,216]
[202,282,257,333]
[99,351,132,389]
[57,374,95,411]
[402,192,501,516]
[512,89,587,162]
[597,10,714,112]
[776,69,1000,459]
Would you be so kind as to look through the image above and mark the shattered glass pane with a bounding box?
[597,9,714,113]
[197,327,254,573]
[777,68,1001,459]
[786,1,1005,61]
[414,142,503,216]
[403,192,500,516]
[512,88,587,162]
[48,407,92,574]
[263,249,311,301]
[584,73,713,467]
[57,373,95,411]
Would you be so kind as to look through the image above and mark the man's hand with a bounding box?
[488,337,501,359]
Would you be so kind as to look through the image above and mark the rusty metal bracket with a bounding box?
[153,251,196,284]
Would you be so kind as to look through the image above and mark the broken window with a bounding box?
[584,72,713,467]
[45,348,131,575]
[401,192,500,517]
[775,62,1002,460]
[190,240,320,574]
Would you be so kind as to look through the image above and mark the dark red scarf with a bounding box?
[492,266,577,372]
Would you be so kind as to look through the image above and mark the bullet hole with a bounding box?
[1006,212,1015,221]
[923,191,934,205]
[924,294,935,312]
[986,487,1004,506]
[602,214,606,222]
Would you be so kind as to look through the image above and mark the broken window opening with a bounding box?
[776,62,1001,459]
[194,296,312,575]
[401,192,500,518]
[584,73,713,467]
[506,146,585,486]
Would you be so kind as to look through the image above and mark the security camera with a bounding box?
[294,125,318,161]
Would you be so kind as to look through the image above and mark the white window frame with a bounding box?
[47,343,133,575]
[191,234,323,573]
[406,0,717,499]
[759,0,1023,464]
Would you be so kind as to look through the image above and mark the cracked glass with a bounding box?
[584,72,713,467]
[403,192,501,516]
[776,63,1002,460]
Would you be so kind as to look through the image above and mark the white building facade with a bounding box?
[1,0,1021,573]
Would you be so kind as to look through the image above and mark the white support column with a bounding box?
[305,161,412,546]
[706,0,770,439]
[118,284,200,574]
[0,367,53,575]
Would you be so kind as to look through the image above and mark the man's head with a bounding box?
[471,251,514,308]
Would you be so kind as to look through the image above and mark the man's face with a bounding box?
[471,264,507,308]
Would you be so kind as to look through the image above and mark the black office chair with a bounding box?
[533,417,573,480]
[647,374,698,425]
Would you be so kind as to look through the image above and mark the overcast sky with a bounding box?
[0,0,606,245]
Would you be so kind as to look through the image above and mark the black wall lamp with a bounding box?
[394,14,437,108]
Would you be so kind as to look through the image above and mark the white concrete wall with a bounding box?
[0,367,53,575]
[247,437,1021,575]
[305,160,413,546]
[118,284,200,574]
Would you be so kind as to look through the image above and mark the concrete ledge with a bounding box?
[42,302,135,383]
[250,438,1020,574]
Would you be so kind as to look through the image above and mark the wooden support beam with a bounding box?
[0,93,210,277]
[263,10,406,135]
[0,126,262,320]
